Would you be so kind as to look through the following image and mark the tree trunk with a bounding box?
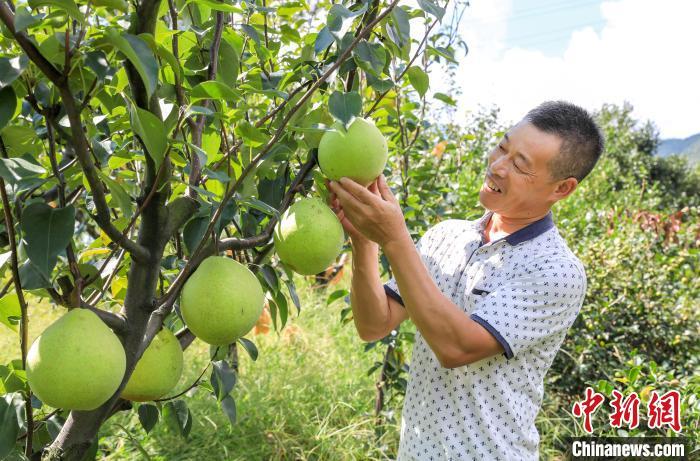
[44,159,173,460]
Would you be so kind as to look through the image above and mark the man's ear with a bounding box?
[553,177,578,201]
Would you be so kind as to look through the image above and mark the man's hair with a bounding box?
[525,101,604,182]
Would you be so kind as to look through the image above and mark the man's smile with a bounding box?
[483,175,503,194]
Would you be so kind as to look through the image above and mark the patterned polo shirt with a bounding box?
[384,211,586,460]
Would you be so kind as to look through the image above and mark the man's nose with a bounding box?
[490,155,509,177]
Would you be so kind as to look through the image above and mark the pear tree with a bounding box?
[0,0,462,457]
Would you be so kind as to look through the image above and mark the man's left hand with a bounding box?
[327,174,409,248]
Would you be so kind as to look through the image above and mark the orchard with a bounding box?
[0,0,462,458]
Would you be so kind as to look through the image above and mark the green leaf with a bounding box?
[184,0,243,13]
[238,337,258,361]
[13,7,41,32]
[182,215,209,255]
[434,92,456,106]
[0,55,28,90]
[217,41,239,88]
[327,289,349,306]
[285,280,300,311]
[98,171,134,219]
[220,395,237,426]
[210,360,236,401]
[388,7,410,48]
[18,259,51,289]
[353,40,386,76]
[366,73,394,93]
[328,91,362,127]
[327,3,367,42]
[314,27,334,54]
[406,66,429,97]
[260,265,279,293]
[137,404,159,434]
[240,24,261,46]
[105,30,159,99]
[190,81,240,102]
[28,0,83,22]
[427,45,457,63]
[129,103,167,168]
[0,394,20,459]
[417,0,445,20]
[163,400,191,438]
[0,293,21,332]
[0,157,45,185]
[239,196,279,217]
[273,291,288,328]
[84,50,110,80]
[234,121,267,147]
[21,203,75,280]
[92,0,128,11]
[0,366,27,394]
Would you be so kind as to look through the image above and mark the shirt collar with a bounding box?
[475,211,555,246]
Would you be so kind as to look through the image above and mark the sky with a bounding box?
[426,0,700,139]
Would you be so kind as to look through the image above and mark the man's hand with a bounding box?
[327,180,368,244]
[327,174,410,248]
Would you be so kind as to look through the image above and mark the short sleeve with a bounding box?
[383,221,451,306]
[470,257,586,359]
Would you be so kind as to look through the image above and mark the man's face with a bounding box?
[478,121,568,219]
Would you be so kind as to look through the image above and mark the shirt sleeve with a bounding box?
[470,257,586,359]
[384,221,451,306]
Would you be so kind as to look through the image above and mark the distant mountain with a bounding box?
[656,132,700,166]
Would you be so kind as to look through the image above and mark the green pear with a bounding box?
[274,197,345,275]
[26,309,126,410]
[121,327,183,402]
[181,256,265,345]
[318,117,388,186]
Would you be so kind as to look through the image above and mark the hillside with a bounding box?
[657,132,700,165]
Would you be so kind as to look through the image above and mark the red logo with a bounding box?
[647,390,682,433]
[572,387,605,433]
[572,387,682,433]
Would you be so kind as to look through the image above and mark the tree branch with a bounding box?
[80,301,128,334]
[176,327,196,350]
[59,87,151,262]
[0,175,34,457]
[188,12,225,193]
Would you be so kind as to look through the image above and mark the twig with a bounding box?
[155,360,213,402]
[188,11,225,193]
[0,176,34,457]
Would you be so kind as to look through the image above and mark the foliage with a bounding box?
[0,0,465,457]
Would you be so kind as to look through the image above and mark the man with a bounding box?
[327,101,604,460]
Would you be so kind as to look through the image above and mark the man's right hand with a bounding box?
[327,179,379,247]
